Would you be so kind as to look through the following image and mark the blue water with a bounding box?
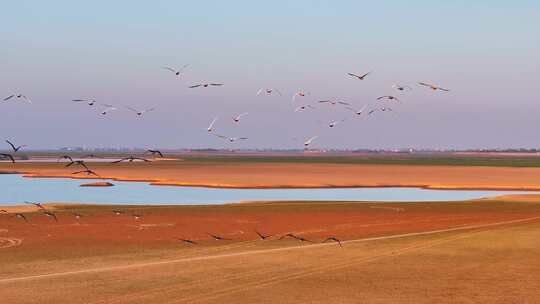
[0,174,535,205]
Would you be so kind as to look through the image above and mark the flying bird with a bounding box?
[214,134,248,143]
[329,119,346,128]
[5,140,27,152]
[42,211,59,223]
[318,99,350,106]
[3,94,31,103]
[323,236,343,248]
[24,201,46,210]
[294,104,316,112]
[279,233,313,243]
[418,82,450,91]
[347,71,371,80]
[346,105,368,116]
[126,106,156,116]
[112,156,151,163]
[377,96,400,102]
[233,112,248,123]
[15,213,29,223]
[292,91,309,102]
[207,233,231,241]
[72,99,97,106]
[66,160,89,170]
[304,136,318,148]
[0,153,15,163]
[176,238,197,245]
[147,149,164,157]
[189,83,223,88]
[256,88,282,96]
[57,155,74,163]
[255,230,272,240]
[100,104,117,115]
[72,169,99,176]
[162,64,189,76]
[207,117,218,132]
[392,84,412,91]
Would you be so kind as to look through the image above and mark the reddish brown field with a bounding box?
[2,197,540,303]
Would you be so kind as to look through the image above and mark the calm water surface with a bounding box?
[0,174,535,205]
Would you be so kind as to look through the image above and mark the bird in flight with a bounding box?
[323,236,343,248]
[233,112,249,123]
[162,64,189,76]
[72,169,99,176]
[392,84,412,91]
[189,83,223,88]
[5,140,27,152]
[294,104,316,112]
[304,136,318,148]
[292,91,309,102]
[256,88,282,96]
[15,213,29,223]
[57,155,74,163]
[126,106,156,116]
[207,117,218,133]
[112,156,151,163]
[318,99,350,106]
[207,233,231,241]
[418,82,450,91]
[24,201,46,210]
[42,211,59,223]
[346,105,368,116]
[176,238,197,245]
[279,233,313,243]
[0,153,15,163]
[377,95,400,102]
[329,119,346,128]
[347,71,371,80]
[146,149,164,158]
[72,99,97,106]
[214,134,248,143]
[255,230,272,240]
[66,160,89,170]
[100,104,117,115]
[3,94,31,103]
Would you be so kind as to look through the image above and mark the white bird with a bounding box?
[329,119,346,128]
[189,83,223,88]
[292,91,309,102]
[207,117,218,132]
[214,134,248,143]
[392,84,412,91]
[318,99,350,106]
[233,112,249,123]
[162,64,189,76]
[294,104,316,112]
[377,95,400,102]
[4,94,31,103]
[347,71,371,80]
[418,82,450,91]
[257,88,282,96]
[73,99,97,105]
[126,106,156,116]
[100,104,117,115]
[304,136,318,148]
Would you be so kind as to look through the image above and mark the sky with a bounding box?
[1,1,539,150]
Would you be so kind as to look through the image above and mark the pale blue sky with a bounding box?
[1,1,539,149]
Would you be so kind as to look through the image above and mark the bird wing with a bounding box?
[125,106,139,113]
[208,117,217,129]
[238,112,249,118]
[144,107,156,113]
[5,140,16,151]
[438,87,450,91]
[162,66,176,73]
[347,73,359,78]
[72,99,87,102]
[214,134,228,139]
[318,100,330,103]
[210,83,223,86]
[3,95,15,101]
[418,82,430,87]
[238,137,248,140]
[338,101,351,106]
[179,64,189,72]
[360,71,371,78]
[189,84,201,88]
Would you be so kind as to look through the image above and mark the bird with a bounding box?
[318,99,350,106]
[3,94,31,103]
[418,82,450,91]
[176,238,197,245]
[162,64,189,76]
[147,149,164,158]
[292,91,309,102]
[100,104,117,115]
[347,71,371,80]
[214,134,248,143]
[322,236,343,248]
[5,140,27,152]
[256,88,282,96]
[377,96,400,102]
[294,104,316,112]
[112,156,151,163]
[72,99,97,106]
[42,211,58,223]
[233,112,248,123]
[346,105,368,116]
[15,213,29,223]
[0,153,15,163]
[207,117,218,132]
[126,106,156,116]
[329,119,346,128]
[72,169,99,176]
[207,233,231,241]
[255,230,272,240]
[392,84,412,91]
[57,155,74,162]
[24,201,46,210]
[304,136,318,148]
[189,83,223,88]
[279,233,313,243]
[66,160,89,170]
